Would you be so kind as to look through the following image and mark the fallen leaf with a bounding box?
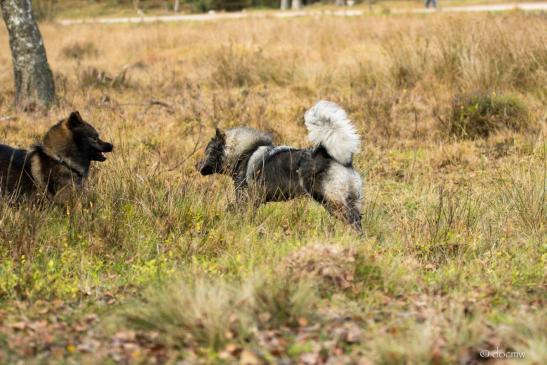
[301,352,320,365]
[10,322,27,331]
[240,349,260,365]
[226,343,241,355]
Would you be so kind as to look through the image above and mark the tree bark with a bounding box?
[1,0,55,111]
[291,0,301,10]
[280,0,289,10]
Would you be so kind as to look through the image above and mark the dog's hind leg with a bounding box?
[345,193,363,234]
[303,176,363,234]
[345,204,363,234]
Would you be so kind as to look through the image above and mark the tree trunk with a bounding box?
[335,0,345,6]
[280,0,289,10]
[291,0,301,10]
[173,0,180,12]
[1,0,55,111]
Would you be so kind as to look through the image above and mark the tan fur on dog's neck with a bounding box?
[40,119,86,176]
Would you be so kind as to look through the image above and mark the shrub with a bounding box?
[210,46,294,89]
[215,0,253,11]
[185,0,216,13]
[185,0,256,12]
[32,0,57,20]
[379,15,546,91]
[78,67,131,89]
[448,91,531,139]
[60,41,99,60]
[383,34,427,88]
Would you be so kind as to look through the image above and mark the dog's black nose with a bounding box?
[199,164,213,176]
[102,142,114,153]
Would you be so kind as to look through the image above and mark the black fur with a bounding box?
[0,145,34,198]
[250,147,308,201]
[0,111,113,201]
[197,128,226,176]
[66,113,114,169]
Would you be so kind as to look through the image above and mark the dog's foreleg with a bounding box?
[244,183,267,219]
[229,186,263,216]
[227,187,248,212]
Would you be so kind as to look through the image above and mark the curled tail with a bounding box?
[304,100,360,165]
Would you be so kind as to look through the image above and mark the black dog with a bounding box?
[0,111,113,202]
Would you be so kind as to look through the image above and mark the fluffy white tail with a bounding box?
[304,100,360,165]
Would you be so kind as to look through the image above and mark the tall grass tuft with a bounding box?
[125,274,317,350]
[60,41,99,60]
[210,45,295,89]
[495,167,546,237]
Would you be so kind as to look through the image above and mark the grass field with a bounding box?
[0,11,546,364]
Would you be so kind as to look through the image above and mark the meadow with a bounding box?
[0,11,545,364]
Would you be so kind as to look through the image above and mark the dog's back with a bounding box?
[0,144,34,197]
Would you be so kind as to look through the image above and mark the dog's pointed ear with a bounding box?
[215,127,225,141]
[66,111,83,129]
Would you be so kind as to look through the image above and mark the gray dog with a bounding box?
[197,101,363,232]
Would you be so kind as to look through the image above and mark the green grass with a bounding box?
[0,159,543,363]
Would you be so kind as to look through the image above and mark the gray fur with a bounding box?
[198,127,363,232]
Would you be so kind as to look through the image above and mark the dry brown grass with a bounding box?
[0,12,545,364]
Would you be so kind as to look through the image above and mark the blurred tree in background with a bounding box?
[1,0,56,110]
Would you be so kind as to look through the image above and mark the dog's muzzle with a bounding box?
[197,161,214,175]
[92,141,114,162]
